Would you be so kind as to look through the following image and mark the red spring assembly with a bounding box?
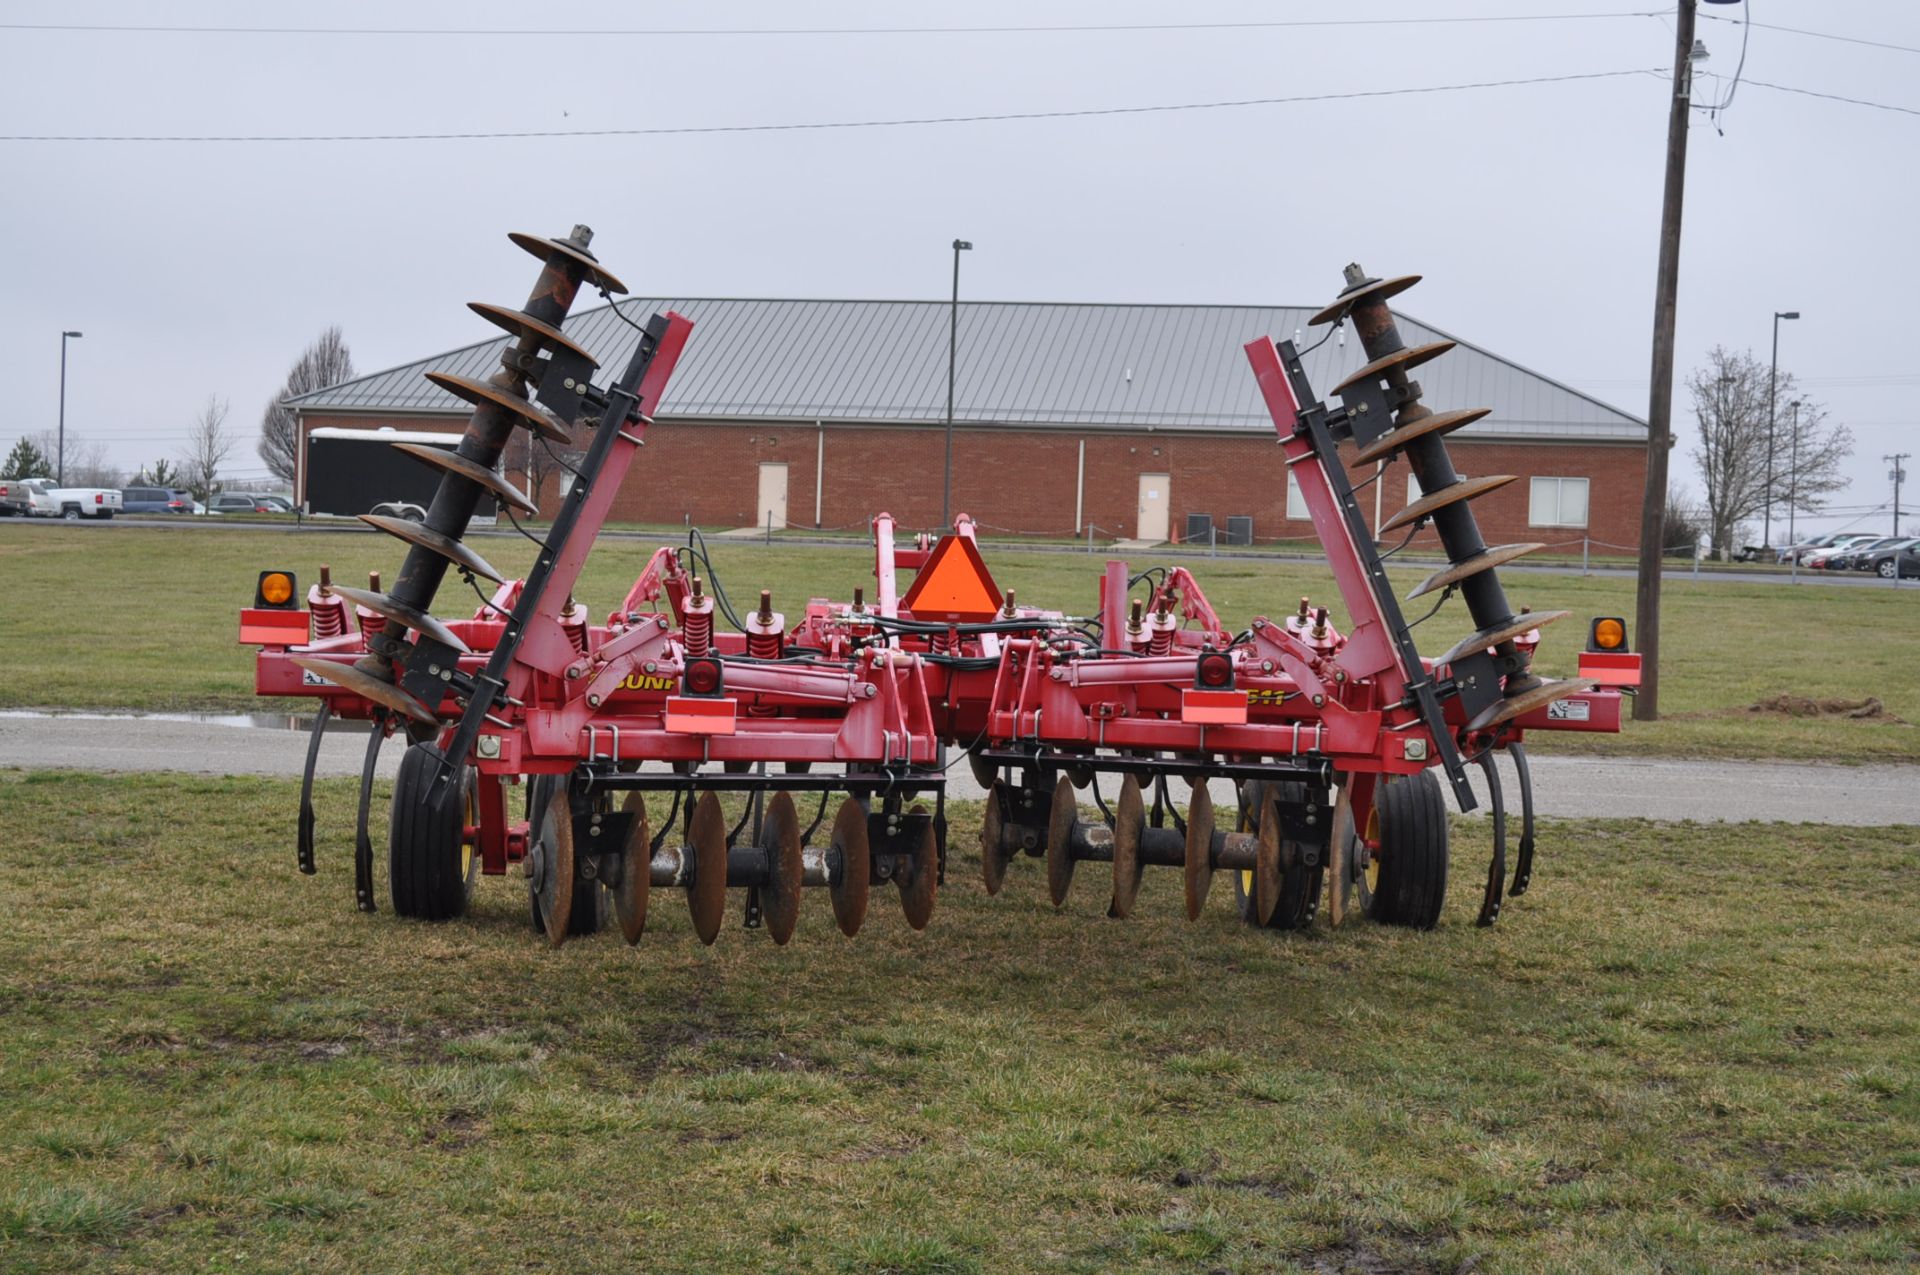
[746,589,784,659]
[560,596,590,655]
[683,576,715,658]
[1148,592,1178,656]
[307,564,353,640]
[355,570,387,641]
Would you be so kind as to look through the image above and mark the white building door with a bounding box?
[757,463,789,530]
[1136,473,1170,542]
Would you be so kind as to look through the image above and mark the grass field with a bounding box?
[2,524,1915,761]
[1,770,1914,1272]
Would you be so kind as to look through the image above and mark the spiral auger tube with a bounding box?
[1312,265,1592,733]
[292,225,624,726]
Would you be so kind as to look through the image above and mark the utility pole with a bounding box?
[1890,453,1911,537]
[57,329,83,485]
[1631,0,1703,723]
[1785,399,1801,546]
[942,238,972,530]
[1763,308,1799,548]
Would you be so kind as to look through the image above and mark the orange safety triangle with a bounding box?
[900,534,1004,622]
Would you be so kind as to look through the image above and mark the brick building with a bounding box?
[289,298,1647,550]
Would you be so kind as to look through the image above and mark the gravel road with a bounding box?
[2,711,1910,825]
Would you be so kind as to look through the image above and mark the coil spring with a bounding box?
[683,599,714,658]
[747,630,783,660]
[309,594,352,640]
[561,602,589,656]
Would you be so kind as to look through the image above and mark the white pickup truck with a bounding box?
[0,477,121,519]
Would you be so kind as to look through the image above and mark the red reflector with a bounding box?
[664,695,736,735]
[95,493,104,504]
[239,608,311,646]
[684,657,723,695]
[1182,688,1248,725]
[1578,650,1642,688]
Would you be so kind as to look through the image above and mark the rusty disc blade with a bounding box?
[1434,610,1571,668]
[829,796,870,937]
[966,748,998,791]
[981,780,1015,896]
[467,302,599,367]
[1110,775,1147,919]
[325,585,470,654]
[688,791,728,946]
[537,785,576,948]
[289,655,441,726]
[1183,784,1216,922]
[1466,678,1597,733]
[897,814,937,931]
[1254,791,1283,926]
[507,231,629,295]
[1046,776,1079,909]
[760,791,804,945]
[1326,786,1350,929]
[389,442,540,516]
[1308,273,1421,326]
[358,514,507,585]
[1332,340,1457,396]
[614,791,650,945]
[424,372,572,443]
[1350,407,1490,466]
[1407,544,1546,601]
[1380,474,1519,534]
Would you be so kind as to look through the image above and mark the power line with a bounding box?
[1698,12,1920,58]
[1743,77,1920,119]
[0,12,1663,38]
[0,68,1664,144]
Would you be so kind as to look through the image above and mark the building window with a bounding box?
[1286,472,1309,520]
[1530,476,1589,528]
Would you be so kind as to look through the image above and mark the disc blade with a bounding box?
[1350,407,1489,466]
[537,785,576,948]
[358,514,506,585]
[1183,784,1215,922]
[389,442,539,516]
[615,791,650,944]
[325,585,470,653]
[1308,273,1420,327]
[424,371,572,443]
[1434,610,1571,669]
[1407,544,1545,601]
[1466,678,1597,733]
[760,791,804,945]
[981,780,1015,896]
[1332,340,1456,395]
[897,814,937,931]
[688,791,728,946]
[507,231,629,295]
[1254,791,1282,926]
[829,796,870,937]
[1110,775,1146,919]
[467,301,599,367]
[1046,776,1079,909]
[289,655,441,726]
[1380,474,1518,534]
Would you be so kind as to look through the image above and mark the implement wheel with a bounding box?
[1230,781,1323,931]
[525,776,603,942]
[389,745,479,921]
[1367,770,1448,930]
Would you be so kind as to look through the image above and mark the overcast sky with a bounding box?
[3,1,1914,534]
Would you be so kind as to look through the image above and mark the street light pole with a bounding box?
[943,238,973,530]
[1785,399,1802,546]
[57,329,83,484]
[1889,452,1911,537]
[1763,309,1799,549]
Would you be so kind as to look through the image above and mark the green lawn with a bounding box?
[1,524,1916,761]
[0,771,1914,1271]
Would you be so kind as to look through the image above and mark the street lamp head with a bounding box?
[63,329,82,338]
[952,239,972,251]
[1776,311,1799,321]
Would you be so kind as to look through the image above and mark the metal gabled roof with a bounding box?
[291,298,1646,441]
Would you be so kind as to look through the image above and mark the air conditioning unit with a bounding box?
[1225,516,1253,546]
[1184,513,1214,545]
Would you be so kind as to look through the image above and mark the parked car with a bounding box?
[1778,531,1855,564]
[207,492,278,515]
[1860,538,1920,578]
[1838,537,1912,571]
[1872,542,1920,580]
[1805,534,1884,569]
[120,485,196,514]
[255,494,296,513]
[0,477,55,516]
[12,478,122,519]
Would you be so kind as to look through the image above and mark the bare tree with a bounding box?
[500,427,580,519]
[1662,485,1709,555]
[259,326,354,483]
[1686,346,1852,556]
[181,395,235,501]
[22,428,118,487]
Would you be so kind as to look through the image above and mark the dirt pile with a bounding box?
[1747,694,1907,723]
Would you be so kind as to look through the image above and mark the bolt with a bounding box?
[428,664,441,676]
[1405,738,1429,761]
[758,590,773,623]
[1262,660,1275,673]
[569,224,594,247]
[588,694,601,707]
[477,736,501,759]
[567,666,583,679]
[1333,669,1346,683]
[644,660,657,674]
[1312,694,1325,707]
[657,616,668,629]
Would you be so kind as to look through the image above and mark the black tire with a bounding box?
[1230,781,1323,930]
[1369,769,1449,930]
[389,745,480,920]
[525,775,603,937]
